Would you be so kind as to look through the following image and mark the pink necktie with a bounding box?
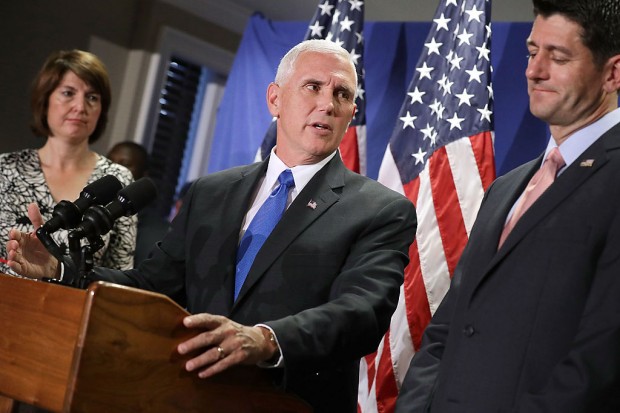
[498,147,565,248]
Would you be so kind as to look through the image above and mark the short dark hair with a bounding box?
[30,49,112,143]
[533,0,620,68]
[107,141,149,179]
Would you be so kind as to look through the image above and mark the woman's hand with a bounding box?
[5,203,59,279]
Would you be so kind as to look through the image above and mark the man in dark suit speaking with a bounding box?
[6,39,417,412]
[395,0,620,412]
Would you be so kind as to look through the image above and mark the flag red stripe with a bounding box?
[403,241,432,351]
[402,178,432,350]
[403,176,423,349]
[403,175,421,207]
[374,331,399,413]
[364,352,377,393]
[340,126,361,173]
[428,147,469,276]
[470,131,496,190]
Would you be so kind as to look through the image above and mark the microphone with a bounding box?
[39,175,123,233]
[72,177,158,238]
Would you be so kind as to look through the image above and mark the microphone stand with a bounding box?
[36,227,79,287]
[35,177,157,287]
[36,227,103,289]
[67,230,104,289]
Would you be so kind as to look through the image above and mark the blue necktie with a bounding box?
[234,169,295,300]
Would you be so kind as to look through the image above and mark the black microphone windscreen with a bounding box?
[117,177,158,215]
[71,177,158,239]
[75,175,123,211]
[41,174,124,234]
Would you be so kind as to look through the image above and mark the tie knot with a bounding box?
[278,169,295,189]
[546,147,565,171]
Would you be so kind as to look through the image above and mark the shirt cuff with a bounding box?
[255,323,284,368]
[58,262,65,282]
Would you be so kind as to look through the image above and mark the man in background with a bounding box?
[107,141,170,265]
[395,0,620,411]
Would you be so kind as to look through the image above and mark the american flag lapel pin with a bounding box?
[307,200,317,210]
[579,159,595,167]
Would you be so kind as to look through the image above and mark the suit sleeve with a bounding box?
[89,181,194,307]
[514,210,620,412]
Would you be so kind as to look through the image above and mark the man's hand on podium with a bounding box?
[177,313,279,378]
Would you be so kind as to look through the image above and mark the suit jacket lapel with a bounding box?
[232,155,345,307]
[219,160,268,308]
[483,129,618,281]
[480,157,540,260]
[487,155,542,261]
[455,157,539,294]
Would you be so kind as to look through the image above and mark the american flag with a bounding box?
[258,0,367,174]
[358,0,496,411]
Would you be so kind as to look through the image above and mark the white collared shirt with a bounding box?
[240,148,336,236]
[546,107,620,176]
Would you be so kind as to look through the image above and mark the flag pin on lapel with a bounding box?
[307,200,317,210]
[579,159,595,167]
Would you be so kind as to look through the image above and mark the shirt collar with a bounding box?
[547,107,620,171]
[266,148,337,196]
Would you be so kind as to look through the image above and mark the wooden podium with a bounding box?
[0,274,311,412]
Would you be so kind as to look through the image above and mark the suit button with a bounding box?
[463,325,475,337]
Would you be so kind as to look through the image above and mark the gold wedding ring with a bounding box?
[216,346,226,360]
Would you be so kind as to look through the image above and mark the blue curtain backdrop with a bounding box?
[208,13,548,179]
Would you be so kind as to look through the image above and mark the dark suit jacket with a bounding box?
[396,123,620,413]
[134,206,170,265]
[93,155,417,412]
